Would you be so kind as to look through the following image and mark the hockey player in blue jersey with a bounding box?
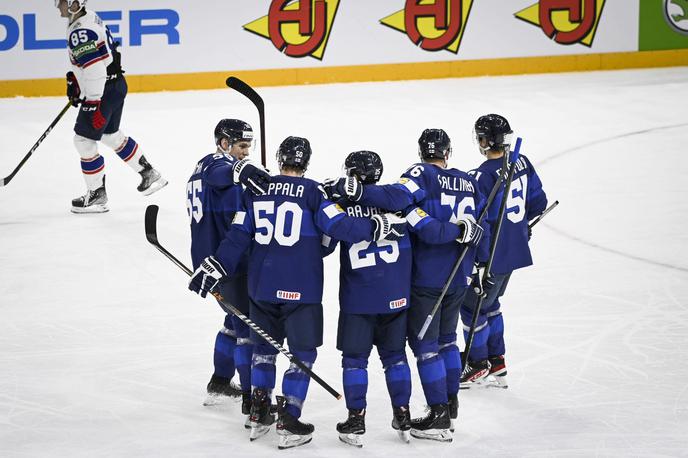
[460,114,548,389]
[187,119,270,418]
[327,129,484,441]
[55,0,167,213]
[321,151,413,447]
[188,136,406,449]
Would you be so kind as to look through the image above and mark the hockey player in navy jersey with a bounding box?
[56,0,167,213]
[328,129,485,441]
[460,114,548,389]
[188,136,406,449]
[322,151,413,447]
[187,119,270,418]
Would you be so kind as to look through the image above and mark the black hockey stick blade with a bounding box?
[144,204,342,400]
[529,200,559,229]
[226,76,267,167]
[1,101,72,187]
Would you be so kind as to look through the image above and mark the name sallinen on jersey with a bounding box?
[389,298,407,309]
[277,290,302,301]
[437,176,475,192]
[345,205,381,218]
[266,183,305,198]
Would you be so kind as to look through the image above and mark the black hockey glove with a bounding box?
[189,256,227,298]
[372,213,406,241]
[232,158,271,196]
[456,217,484,247]
[322,176,362,202]
[66,71,82,107]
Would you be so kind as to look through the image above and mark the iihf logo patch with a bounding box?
[277,290,302,300]
[389,298,407,309]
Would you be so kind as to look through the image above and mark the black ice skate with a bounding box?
[448,394,459,432]
[487,355,509,389]
[71,178,108,214]
[137,156,167,196]
[460,359,491,389]
[409,404,452,442]
[336,408,365,448]
[242,392,251,429]
[391,405,411,443]
[249,388,275,441]
[203,374,242,406]
[276,396,314,450]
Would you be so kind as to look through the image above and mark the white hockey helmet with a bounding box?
[54,0,87,13]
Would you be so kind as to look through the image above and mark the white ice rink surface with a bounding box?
[1,67,687,457]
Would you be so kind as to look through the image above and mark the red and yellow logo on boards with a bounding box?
[243,0,340,60]
[380,0,475,54]
[515,0,606,46]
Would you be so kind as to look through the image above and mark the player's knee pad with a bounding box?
[342,353,369,370]
[101,130,127,151]
[409,339,439,359]
[379,350,407,370]
[74,134,98,159]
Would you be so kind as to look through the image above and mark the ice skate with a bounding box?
[392,405,411,443]
[137,156,167,196]
[460,359,491,389]
[242,392,251,429]
[71,178,108,214]
[410,404,452,442]
[203,375,242,406]
[336,408,365,448]
[487,355,509,389]
[448,394,459,432]
[248,389,274,441]
[276,396,314,450]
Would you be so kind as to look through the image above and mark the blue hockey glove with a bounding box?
[233,158,271,196]
[189,256,227,298]
[456,217,484,247]
[372,213,406,241]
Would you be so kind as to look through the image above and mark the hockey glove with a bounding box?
[456,217,484,247]
[233,158,271,196]
[339,176,363,201]
[189,256,228,299]
[66,71,82,107]
[81,100,106,130]
[372,213,406,241]
[321,178,342,200]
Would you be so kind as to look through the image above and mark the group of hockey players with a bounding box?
[55,0,548,451]
[186,115,548,449]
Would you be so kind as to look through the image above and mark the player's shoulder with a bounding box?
[67,11,105,48]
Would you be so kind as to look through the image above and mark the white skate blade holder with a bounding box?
[339,432,363,448]
[249,423,271,441]
[410,428,453,442]
[397,430,410,443]
[278,431,312,450]
[71,204,109,214]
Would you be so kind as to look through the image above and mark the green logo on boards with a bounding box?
[639,0,688,50]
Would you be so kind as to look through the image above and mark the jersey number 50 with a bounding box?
[254,201,303,247]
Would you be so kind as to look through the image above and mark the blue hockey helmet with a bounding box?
[345,150,383,185]
[214,119,253,147]
[277,136,312,172]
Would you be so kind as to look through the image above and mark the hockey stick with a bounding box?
[1,101,72,187]
[528,200,559,229]
[144,204,342,401]
[416,138,522,340]
[461,140,523,370]
[226,77,266,167]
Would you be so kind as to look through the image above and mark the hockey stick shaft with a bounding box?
[1,101,72,187]
[144,205,342,400]
[528,200,559,229]
[416,138,522,340]
[226,77,266,167]
[461,141,523,369]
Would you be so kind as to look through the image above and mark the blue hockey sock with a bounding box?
[213,329,236,379]
[380,351,411,408]
[342,353,369,410]
[439,333,461,396]
[235,338,253,394]
[251,346,277,391]
[282,349,317,419]
[487,311,505,356]
[410,340,448,405]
